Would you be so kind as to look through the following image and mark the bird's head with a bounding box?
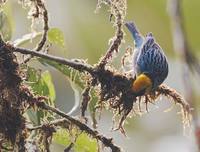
[132,73,153,96]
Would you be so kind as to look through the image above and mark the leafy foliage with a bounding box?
[53,129,97,152]
[39,58,99,125]
[75,133,97,152]
[25,67,56,125]
[13,28,65,48]
[48,28,65,48]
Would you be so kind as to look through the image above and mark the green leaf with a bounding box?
[89,89,98,128]
[26,109,39,126]
[26,67,56,102]
[25,67,56,125]
[41,71,56,102]
[75,133,97,152]
[0,10,12,41]
[53,129,71,146]
[53,129,98,152]
[39,58,86,116]
[13,28,65,47]
[39,58,98,125]
[48,28,65,48]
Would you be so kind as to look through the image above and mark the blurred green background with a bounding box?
[1,0,200,151]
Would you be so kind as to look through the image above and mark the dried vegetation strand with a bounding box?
[92,68,192,133]
[156,84,192,129]
[97,0,127,67]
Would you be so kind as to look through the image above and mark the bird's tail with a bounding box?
[125,22,140,35]
[125,21,143,47]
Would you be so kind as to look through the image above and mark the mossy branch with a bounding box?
[35,101,121,152]
[0,0,194,151]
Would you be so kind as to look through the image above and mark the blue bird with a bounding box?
[125,21,168,95]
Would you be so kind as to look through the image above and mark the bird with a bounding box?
[125,21,168,95]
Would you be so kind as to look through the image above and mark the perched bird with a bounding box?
[125,21,168,95]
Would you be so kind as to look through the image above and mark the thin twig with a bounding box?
[157,84,190,112]
[10,45,95,75]
[27,118,69,131]
[28,119,78,152]
[36,101,121,152]
[98,0,125,68]
[156,84,192,130]
[34,0,49,52]
[24,0,49,63]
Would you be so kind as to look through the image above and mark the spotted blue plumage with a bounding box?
[125,21,168,90]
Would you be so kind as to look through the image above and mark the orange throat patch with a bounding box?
[132,74,153,94]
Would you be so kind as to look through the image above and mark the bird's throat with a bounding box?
[132,74,152,94]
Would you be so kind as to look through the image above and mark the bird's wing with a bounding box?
[136,35,168,87]
[136,36,156,73]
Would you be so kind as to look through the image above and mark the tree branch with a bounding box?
[36,101,121,152]
[27,118,69,131]
[10,45,95,75]
[34,0,49,52]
